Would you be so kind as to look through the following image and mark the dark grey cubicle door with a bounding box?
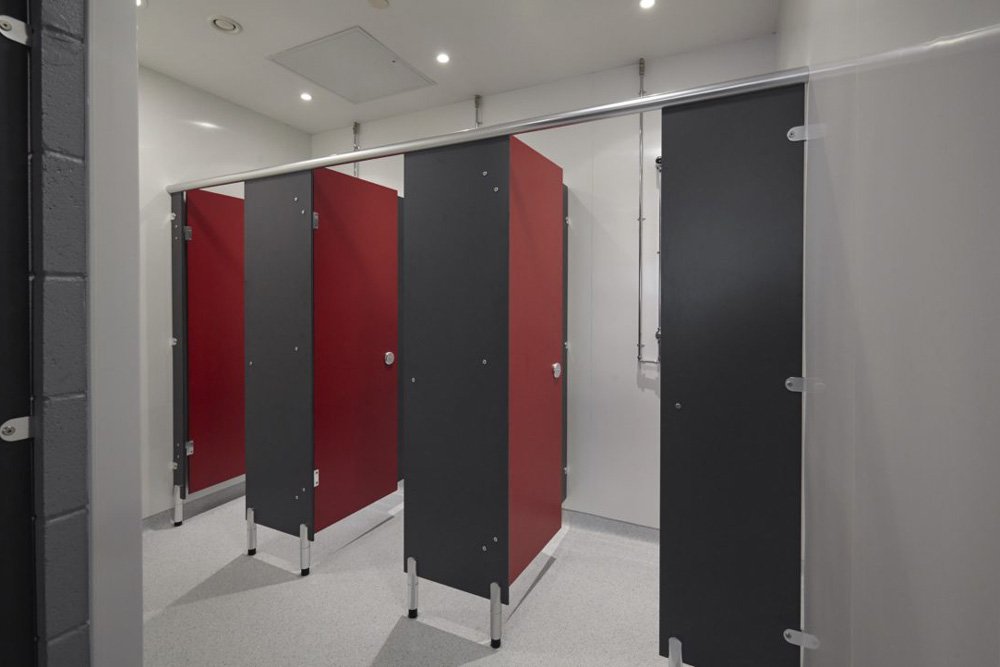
[0,0,36,661]
[659,85,805,666]
[402,139,511,602]
[244,172,315,538]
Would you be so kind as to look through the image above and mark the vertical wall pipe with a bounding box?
[353,121,361,178]
[474,95,484,128]
[637,58,660,365]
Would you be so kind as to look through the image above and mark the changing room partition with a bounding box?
[401,136,565,644]
[243,168,399,572]
[170,189,246,525]
[186,190,246,493]
[313,169,398,532]
[659,85,805,666]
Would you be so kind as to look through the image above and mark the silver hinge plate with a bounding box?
[0,16,29,46]
[313,469,320,487]
[784,629,820,649]
[1,416,32,442]
[785,376,806,393]
[183,226,193,241]
[787,124,825,142]
[185,440,194,456]
[312,212,319,230]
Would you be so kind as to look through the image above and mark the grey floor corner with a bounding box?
[143,492,662,666]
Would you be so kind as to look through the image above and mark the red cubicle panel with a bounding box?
[313,169,399,532]
[508,137,565,582]
[186,189,245,493]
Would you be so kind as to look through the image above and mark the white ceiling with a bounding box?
[138,0,781,135]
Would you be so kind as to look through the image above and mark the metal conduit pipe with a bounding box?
[353,121,361,178]
[637,58,658,365]
[166,67,809,193]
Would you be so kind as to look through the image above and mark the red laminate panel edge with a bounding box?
[508,138,564,582]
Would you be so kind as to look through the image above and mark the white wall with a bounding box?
[139,68,311,517]
[90,1,143,664]
[778,2,1000,665]
[314,36,781,529]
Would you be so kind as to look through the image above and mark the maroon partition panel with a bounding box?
[186,189,245,493]
[313,169,399,532]
[508,137,565,582]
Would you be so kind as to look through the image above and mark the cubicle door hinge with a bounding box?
[0,16,30,46]
[786,376,825,393]
[312,212,319,230]
[787,124,825,142]
[183,226,193,241]
[313,469,320,487]
[1,416,33,442]
[785,377,807,393]
[783,629,820,650]
[185,440,194,456]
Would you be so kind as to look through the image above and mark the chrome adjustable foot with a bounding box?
[299,524,311,576]
[407,557,418,618]
[490,582,502,649]
[246,507,257,556]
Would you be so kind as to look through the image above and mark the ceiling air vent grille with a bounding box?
[270,26,434,104]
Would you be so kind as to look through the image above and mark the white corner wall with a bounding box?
[139,68,311,517]
[313,36,781,529]
[778,2,1000,665]
[90,1,142,664]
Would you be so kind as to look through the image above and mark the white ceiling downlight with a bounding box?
[300,92,313,102]
[436,52,450,64]
[209,16,242,34]
[270,27,434,104]
[640,0,656,8]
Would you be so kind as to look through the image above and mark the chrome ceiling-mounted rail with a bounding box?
[166,67,808,194]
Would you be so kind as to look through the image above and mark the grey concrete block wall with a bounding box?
[31,0,90,663]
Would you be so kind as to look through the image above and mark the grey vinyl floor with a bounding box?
[143,490,664,666]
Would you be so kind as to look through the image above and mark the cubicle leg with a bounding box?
[406,557,418,618]
[246,508,257,556]
[667,637,683,667]
[172,485,183,527]
[489,582,502,649]
[299,524,311,576]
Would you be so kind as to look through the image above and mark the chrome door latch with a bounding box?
[384,351,395,366]
[1,416,32,442]
[552,362,562,379]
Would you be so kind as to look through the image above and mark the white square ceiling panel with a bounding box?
[270,26,434,104]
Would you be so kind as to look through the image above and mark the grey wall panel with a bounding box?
[402,138,511,602]
[659,85,805,666]
[170,193,188,496]
[244,172,315,538]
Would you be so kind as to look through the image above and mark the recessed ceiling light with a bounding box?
[300,92,313,102]
[640,0,656,8]
[436,52,450,64]
[136,0,145,7]
[209,16,243,34]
